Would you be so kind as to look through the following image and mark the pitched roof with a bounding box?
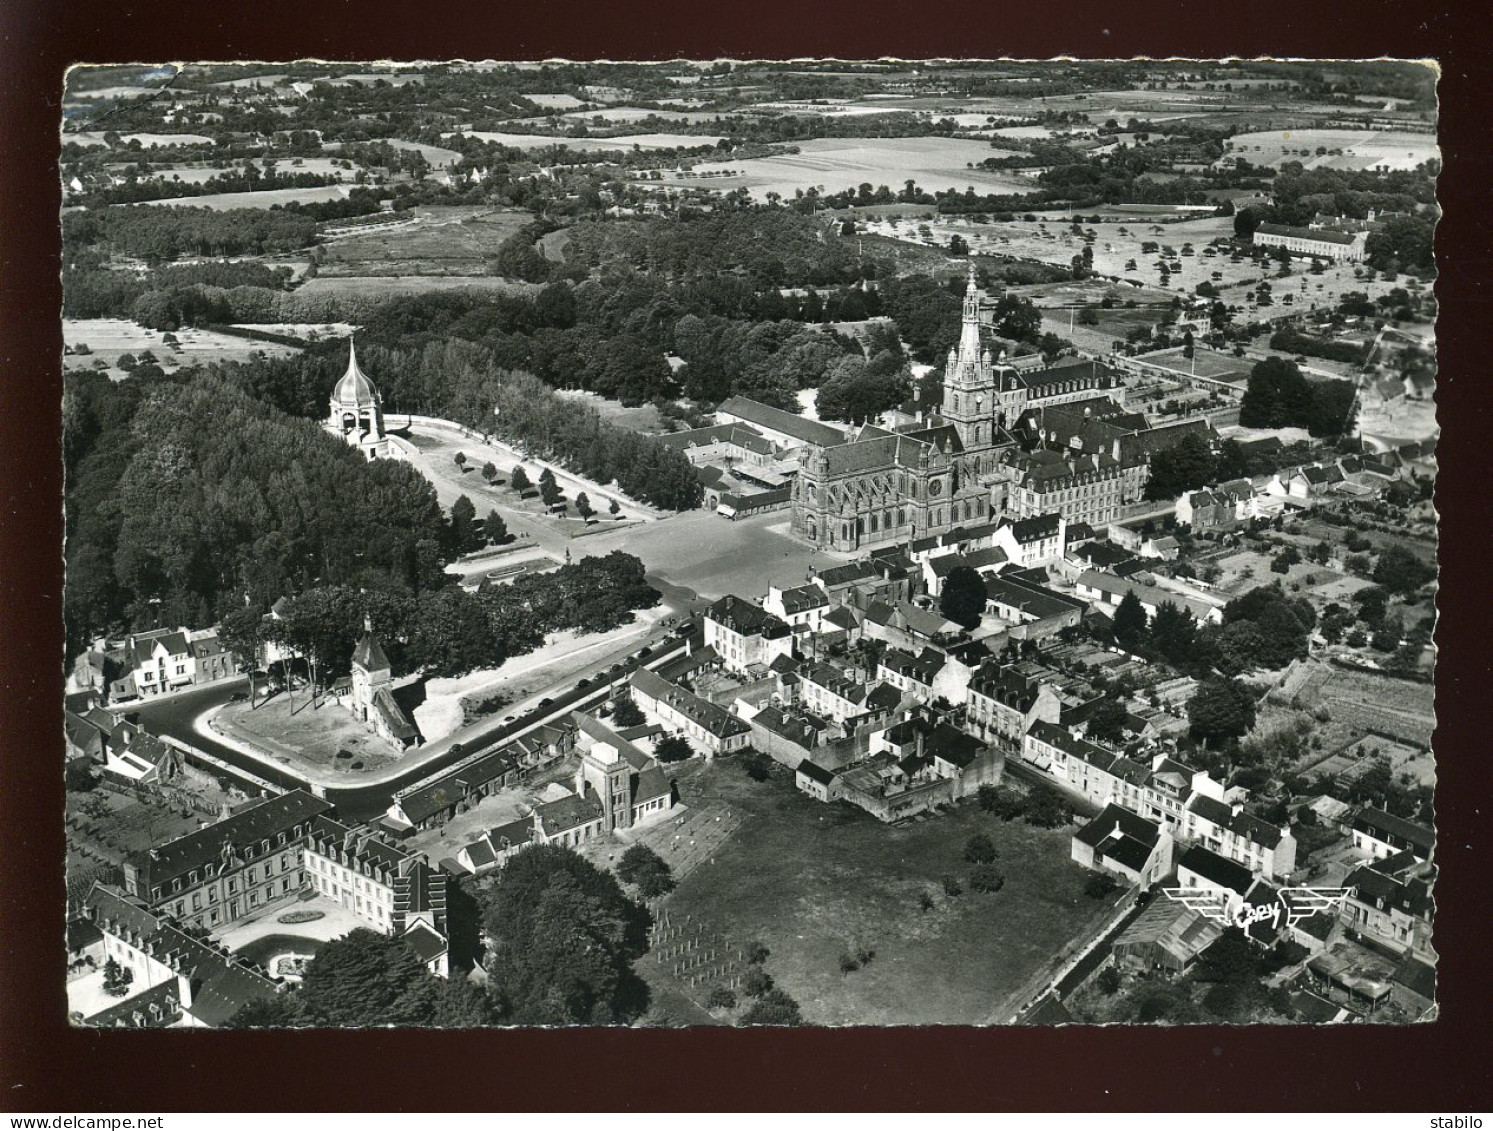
[1178,844,1255,896]
[704,594,790,638]
[401,921,449,964]
[1352,807,1435,854]
[796,759,836,786]
[1257,222,1359,245]
[128,789,332,892]
[716,396,848,447]
[352,633,391,672]
[630,668,750,739]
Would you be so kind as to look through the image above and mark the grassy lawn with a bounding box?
[655,758,1111,1026]
[319,206,535,276]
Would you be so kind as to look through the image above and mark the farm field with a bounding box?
[522,93,587,109]
[316,205,537,276]
[63,318,301,378]
[293,275,540,301]
[108,157,351,186]
[553,107,723,125]
[685,137,1040,200]
[652,758,1113,1026]
[444,130,725,151]
[1225,128,1438,172]
[1140,346,1256,386]
[134,184,353,210]
[864,211,1411,318]
[65,132,216,149]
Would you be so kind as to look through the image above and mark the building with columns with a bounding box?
[327,338,394,461]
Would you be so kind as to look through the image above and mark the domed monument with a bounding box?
[327,337,393,460]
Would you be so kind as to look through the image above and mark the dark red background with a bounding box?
[2,0,1487,1111]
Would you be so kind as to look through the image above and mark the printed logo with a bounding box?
[1161,886,1351,932]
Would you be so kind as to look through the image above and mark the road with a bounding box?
[130,626,702,824]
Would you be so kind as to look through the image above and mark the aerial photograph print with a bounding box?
[59,57,1439,1030]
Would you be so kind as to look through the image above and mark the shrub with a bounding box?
[1085,872,1119,899]
[740,967,774,998]
[706,986,737,1011]
[942,875,963,898]
[963,832,997,864]
[969,865,1005,894]
[1097,967,1123,996]
[838,952,860,975]
[744,941,770,966]
[739,988,803,1026]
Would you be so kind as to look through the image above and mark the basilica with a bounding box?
[789,269,1121,553]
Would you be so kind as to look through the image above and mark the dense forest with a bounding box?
[63,368,448,653]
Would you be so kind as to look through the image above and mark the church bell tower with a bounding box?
[942,264,997,454]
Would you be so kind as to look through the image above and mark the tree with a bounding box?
[448,495,483,556]
[479,846,651,1025]
[454,451,467,470]
[484,509,508,546]
[1112,590,1150,652]
[740,966,774,998]
[1234,208,1260,241]
[609,497,620,516]
[1097,966,1123,995]
[706,986,738,1011]
[939,565,986,630]
[291,929,447,1027]
[942,875,963,898]
[481,461,497,483]
[963,833,997,864]
[538,468,562,507]
[1024,788,1070,829]
[839,952,861,975]
[744,940,771,966]
[219,604,266,708]
[653,734,693,763]
[1372,544,1435,595]
[102,957,134,998]
[510,465,531,493]
[1086,699,1130,745]
[610,693,645,728]
[948,234,969,256]
[1187,677,1257,744]
[739,988,803,1026]
[969,864,1005,893]
[616,843,675,898]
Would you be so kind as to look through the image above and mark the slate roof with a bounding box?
[1392,954,1437,1001]
[1178,844,1255,896]
[774,584,829,615]
[797,759,836,786]
[127,789,332,893]
[84,884,278,1028]
[716,396,848,447]
[631,667,750,739]
[402,922,449,965]
[535,793,604,835]
[705,594,790,638]
[352,633,391,672]
[1352,807,1435,856]
[1257,222,1359,245]
[985,574,1084,621]
[1008,513,1062,544]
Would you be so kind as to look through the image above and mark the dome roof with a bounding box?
[332,339,378,405]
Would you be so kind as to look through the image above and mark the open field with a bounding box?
[682,137,1039,200]
[1225,128,1438,172]
[63,318,301,378]
[555,390,666,434]
[108,157,350,186]
[653,758,1111,1025]
[65,132,215,149]
[1141,346,1256,385]
[293,275,540,301]
[317,205,536,276]
[135,184,353,210]
[523,93,587,110]
[444,130,725,151]
[217,690,410,773]
[552,107,723,125]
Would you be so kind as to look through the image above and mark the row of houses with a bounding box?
[71,627,241,705]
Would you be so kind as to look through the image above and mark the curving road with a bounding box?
[129,627,700,824]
